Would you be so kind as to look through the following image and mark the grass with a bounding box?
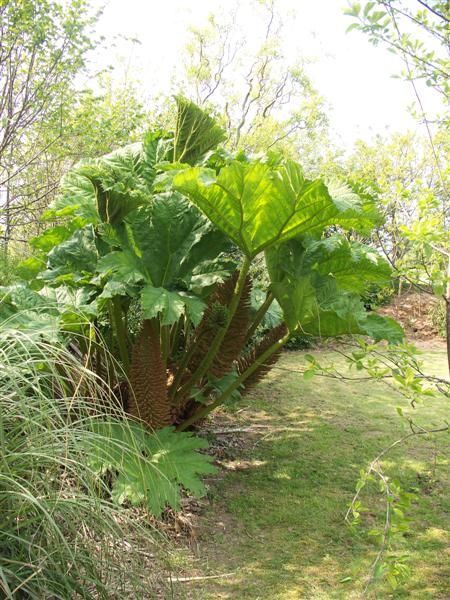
[173,346,449,599]
[0,329,170,599]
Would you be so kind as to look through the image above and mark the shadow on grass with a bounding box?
[179,349,449,600]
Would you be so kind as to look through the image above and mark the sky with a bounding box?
[89,0,438,148]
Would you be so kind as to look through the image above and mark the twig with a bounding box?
[207,427,254,435]
[346,421,449,595]
[168,572,235,583]
[346,422,450,524]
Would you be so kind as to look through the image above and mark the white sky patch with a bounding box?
[89,0,441,148]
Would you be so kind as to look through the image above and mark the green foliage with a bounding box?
[174,160,377,259]
[0,0,99,253]
[345,5,450,358]
[0,328,168,598]
[177,3,330,164]
[346,132,449,298]
[173,95,226,164]
[345,1,450,108]
[42,225,98,284]
[0,255,20,286]
[13,97,402,432]
[265,236,403,341]
[87,422,216,516]
[349,471,417,590]
[0,282,97,339]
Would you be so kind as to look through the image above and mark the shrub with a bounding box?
[3,97,403,434]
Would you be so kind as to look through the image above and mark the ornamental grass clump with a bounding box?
[0,327,215,597]
[0,329,157,598]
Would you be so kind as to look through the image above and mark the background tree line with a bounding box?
[1,0,448,326]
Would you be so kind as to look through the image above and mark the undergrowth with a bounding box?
[0,328,169,599]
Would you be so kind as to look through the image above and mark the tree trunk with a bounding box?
[446,256,450,377]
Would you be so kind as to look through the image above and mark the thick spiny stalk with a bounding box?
[209,274,252,378]
[174,258,252,403]
[176,329,291,431]
[185,272,239,377]
[169,289,224,403]
[160,324,170,364]
[128,319,171,430]
[169,316,185,358]
[238,323,288,391]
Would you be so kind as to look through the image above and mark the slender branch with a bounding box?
[416,0,450,22]
[345,420,449,593]
[385,3,449,196]
[379,1,448,42]
[346,422,450,528]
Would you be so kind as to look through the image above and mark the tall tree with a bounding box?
[347,131,448,292]
[175,1,329,169]
[0,0,97,254]
[7,75,146,244]
[346,0,450,370]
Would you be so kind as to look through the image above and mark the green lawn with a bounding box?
[171,347,449,599]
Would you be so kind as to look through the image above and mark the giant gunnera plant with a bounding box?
[6,96,403,432]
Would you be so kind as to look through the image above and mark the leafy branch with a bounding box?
[346,419,449,593]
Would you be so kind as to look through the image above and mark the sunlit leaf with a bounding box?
[86,421,216,516]
[175,160,374,258]
[173,95,226,165]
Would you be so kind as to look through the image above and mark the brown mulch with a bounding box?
[378,291,444,342]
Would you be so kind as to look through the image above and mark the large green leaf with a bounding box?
[308,234,391,293]
[141,284,205,326]
[0,283,49,312]
[92,201,231,324]
[95,194,229,322]
[98,280,138,300]
[86,421,216,516]
[125,191,233,291]
[30,221,86,253]
[362,313,404,343]
[17,256,46,281]
[325,178,382,234]
[186,258,237,295]
[86,144,152,225]
[39,285,97,328]
[96,249,146,286]
[0,310,60,340]
[40,225,98,284]
[47,166,100,223]
[46,141,161,227]
[0,283,96,339]
[266,237,403,343]
[101,142,148,181]
[174,160,368,258]
[173,96,226,165]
